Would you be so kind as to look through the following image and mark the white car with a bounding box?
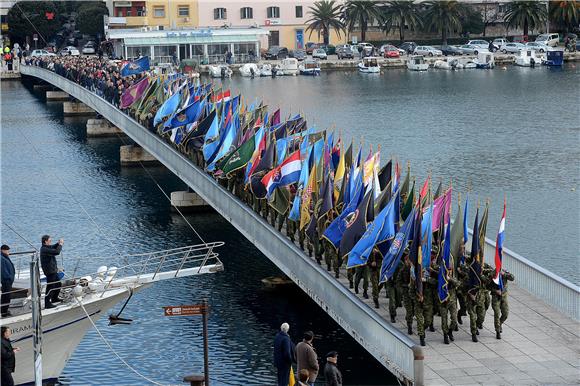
[458,44,488,55]
[82,44,96,55]
[30,49,56,57]
[312,48,327,60]
[59,46,80,56]
[501,42,526,53]
[467,39,489,49]
[535,33,559,47]
[413,46,442,56]
[491,38,508,51]
[525,42,550,53]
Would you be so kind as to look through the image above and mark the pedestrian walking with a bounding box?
[40,235,64,309]
[1,326,19,386]
[1,245,15,317]
[323,351,342,386]
[296,331,319,385]
[273,322,296,386]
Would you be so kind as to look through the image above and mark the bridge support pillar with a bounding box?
[170,191,211,213]
[46,91,70,101]
[63,101,95,116]
[120,144,159,166]
[87,119,125,137]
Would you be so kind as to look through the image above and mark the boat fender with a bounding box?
[88,282,105,292]
[72,285,84,298]
[106,266,118,281]
[96,265,108,279]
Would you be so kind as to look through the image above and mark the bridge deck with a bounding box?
[20,65,580,385]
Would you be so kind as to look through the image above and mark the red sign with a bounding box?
[163,304,207,316]
[45,12,54,20]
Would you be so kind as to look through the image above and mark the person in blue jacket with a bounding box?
[1,245,15,317]
[273,322,296,386]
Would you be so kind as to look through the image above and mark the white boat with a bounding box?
[1,243,224,385]
[259,63,273,77]
[433,59,451,70]
[406,55,429,71]
[450,58,477,69]
[277,58,299,76]
[208,64,233,78]
[515,49,541,67]
[299,59,321,76]
[358,57,381,73]
[239,63,259,77]
[473,52,495,69]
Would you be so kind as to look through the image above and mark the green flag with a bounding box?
[401,181,415,221]
[269,187,290,215]
[400,164,410,199]
[478,201,489,253]
[219,134,256,176]
[344,141,353,171]
[433,180,443,199]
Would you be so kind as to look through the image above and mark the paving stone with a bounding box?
[462,366,494,376]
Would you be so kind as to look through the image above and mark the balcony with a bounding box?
[108,16,148,28]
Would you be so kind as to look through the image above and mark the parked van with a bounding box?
[535,33,559,47]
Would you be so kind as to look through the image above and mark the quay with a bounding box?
[20,65,580,385]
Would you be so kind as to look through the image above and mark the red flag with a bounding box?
[419,175,430,201]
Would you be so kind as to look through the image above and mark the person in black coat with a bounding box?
[1,326,19,386]
[40,235,63,309]
[273,322,296,386]
[323,351,342,386]
[1,245,15,317]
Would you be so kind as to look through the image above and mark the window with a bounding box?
[178,6,189,17]
[136,6,145,16]
[269,30,280,46]
[153,6,165,18]
[240,7,253,19]
[295,6,303,18]
[267,6,280,19]
[214,7,227,20]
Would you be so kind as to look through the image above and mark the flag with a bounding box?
[271,108,281,126]
[334,144,345,201]
[378,160,392,191]
[392,161,401,193]
[300,163,317,230]
[261,150,301,198]
[493,201,506,290]
[219,134,256,176]
[212,89,231,103]
[421,202,433,273]
[479,202,489,254]
[317,174,334,233]
[120,76,150,109]
[379,206,416,283]
[433,180,443,199]
[121,56,150,77]
[400,164,410,199]
[431,187,452,232]
[322,177,363,248]
[449,195,464,271]
[202,112,220,162]
[409,208,423,296]
[207,113,239,172]
[468,208,481,291]
[401,181,415,221]
[463,192,470,244]
[154,90,182,126]
[269,187,291,215]
[185,109,216,151]
[347,189,397,268]
[419,175,430,202]
[339,190,373,259]
[437,217,452,302]
[163,98,204,132]
[288,147,312,221]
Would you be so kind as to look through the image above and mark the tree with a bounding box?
[342,0,382,42]
[549,0,579,32]
[305,0,345,45]
[504,1,547,37]
[76,2,109,39]
[380,1,422,42]
[7,1,63,46]
[461,5,485,36]
[422,1,465,45]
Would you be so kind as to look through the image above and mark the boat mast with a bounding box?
[30,253,43,386]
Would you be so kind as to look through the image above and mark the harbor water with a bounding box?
[1,64,578,385]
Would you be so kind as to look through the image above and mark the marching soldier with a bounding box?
[369,248,383,309]
[476,264,494,330]
[385,264,399,322]
[398,253,414,333]
[423,256,439,332]
[440,269,459,344]
[491,270,515,339]
[409,272,426,346]
[456,244,468,325]
[354,263,369,300]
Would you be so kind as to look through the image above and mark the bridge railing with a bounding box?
[20,64,424,385]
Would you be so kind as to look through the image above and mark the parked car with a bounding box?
[30,49,56,57]
[440,45,463,56]
[357,42,374,51]
[290,49,307,61]
[382,45,400,58]
[458,44,487,55]
[335,44,352,53]
[319,44,335,55]
[312,48,328,60]
[67,37,78,46]
[535,33,559,47]
[512,35,528,43]
[305,42,318,54]
[264,46,289,60]
[59,46,80,56]
[399,42,417,55]
[414,45,442,56]
[501,42,526,53]
[336,47,354,59]
[524,42,550,53]
[467,39,489,49]
[491,38,508,51]
[82,43,96,55]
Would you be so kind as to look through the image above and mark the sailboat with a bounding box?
[1,243,224,385]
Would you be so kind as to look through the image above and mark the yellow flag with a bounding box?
[300,163,317,230]
[363,152,377,186]
[334,145,345,201]
[289,366,296,386]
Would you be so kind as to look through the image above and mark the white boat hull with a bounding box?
[406,63,429,71]
[208,65,232,78]
[358,64,380,73]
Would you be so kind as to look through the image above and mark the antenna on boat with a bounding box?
[2,222,38,251]
[30,252,43,386]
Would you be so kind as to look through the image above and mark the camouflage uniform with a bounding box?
[440,276,459,339]
[423,260,439,331]
[369,249,383,308]
[354,264,369,298]
[477,265,494,328]
[397,259,413,328]
[385,277,398,321]
[347,267,355,288]
[491,271,515,337]
[323,238,335,272]
[409,281,426,344]
[286,218,297,242]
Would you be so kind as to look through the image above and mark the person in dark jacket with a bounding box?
[273,322,296,386]
[1,245,15,317]
[40,235,63,309]
[296,330,319,385]
[323,351,342,386]
[1,326,19,386]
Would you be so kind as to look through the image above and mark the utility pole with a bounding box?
[31,254,43,386]
[546,1,550,33]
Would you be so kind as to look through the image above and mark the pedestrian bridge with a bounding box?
[20,65,580,386]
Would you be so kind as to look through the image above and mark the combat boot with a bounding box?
[448,330,454,342]
[472,334,478,342]
[363,290,369,299]
[407,324,413,335]
[335,272,340,279]
[420,336,425,346]
[477,323,483,330]
[390,315,396,323]
[458,315,463,324]
[326,264,331,271]
[349,279,354,289]
[496,331,501,340]
[429,324,435,332]
[354,284,359,294]
[373,299,379,308]
[454,325,459,332]
[476,329,479,335]
[443,334,449,345]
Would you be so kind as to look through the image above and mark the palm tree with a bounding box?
[381,0,423,42]
[306,0,345,45]
[550,0,579,32]
[342,0,382,43]
[422,1,465,46]
[504,1,547,37]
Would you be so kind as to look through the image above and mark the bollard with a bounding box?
[183,374,205,386]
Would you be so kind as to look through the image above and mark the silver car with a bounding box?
[524,42,550,53]
[413,45,442,56]
[501,42,526,53]
[30,49,56,57]
[467,39,489,49]
[459,44,487,55]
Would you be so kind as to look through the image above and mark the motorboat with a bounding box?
[1,244,224,385]
[239,63,259,77]
[208,64,233,78]
[358,56,381,73]
[433,59,451,70]
[277,58,299,76]
[515,49,541,67]
[450,58,476,69]
[473,51,495,69]
[259,63,273,77]
[299,59,321,76]
[542,49,564,66]
[406,55,428,71]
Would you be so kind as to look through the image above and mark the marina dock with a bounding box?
[19,64,580,385]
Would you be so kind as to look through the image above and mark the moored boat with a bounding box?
[358,56,381,73]
[433,59,451,70]
[406,55,428,71]
[239,63,259,77]
[542,49,564,66]
[515,49,541,67]
[299,59,321,76]
[277,58,299,76]
[473,52,495,69]
[208,64,233,78]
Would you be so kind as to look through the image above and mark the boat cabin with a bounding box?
[363,57,380,67]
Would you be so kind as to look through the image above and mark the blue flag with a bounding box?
[438,218,452,302]
[202,113,220,162]
[121,56,150,77]
[207,113,238,172]
[163,98,204,132]
[462,192,469,265]
[322,172,363,247]
[154,90,181,127]
[421,203,433,274]
[379,206,416,283]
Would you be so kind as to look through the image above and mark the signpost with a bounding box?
[163,300,209,386]
[33,34,38,49]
